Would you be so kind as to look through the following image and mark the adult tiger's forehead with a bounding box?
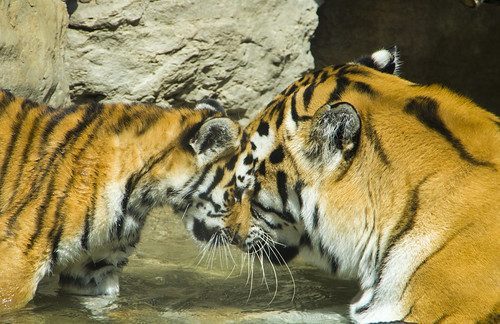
[244,63,385,136]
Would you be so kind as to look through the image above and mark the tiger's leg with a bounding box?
[58,250,130,296]
[0,242,50,314]
[402,226,499,323]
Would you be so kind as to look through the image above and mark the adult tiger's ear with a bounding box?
[189,117,241,166]
[354,46,401,75]
[307,102,361,164]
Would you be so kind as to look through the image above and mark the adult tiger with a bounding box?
[183,48,500,323]
[0,92,241,314]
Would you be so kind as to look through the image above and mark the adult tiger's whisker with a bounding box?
[246,253,255,303]
[195,233,216,267]
[256,241,270,292]
[180,203,191,220]
[268,243,296,302]
[261,239,279,304]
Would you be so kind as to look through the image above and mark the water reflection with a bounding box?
[2,208,358,323]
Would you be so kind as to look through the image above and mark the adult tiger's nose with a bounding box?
[225,227,242,246]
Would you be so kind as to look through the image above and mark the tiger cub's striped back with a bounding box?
[0,90,242,314]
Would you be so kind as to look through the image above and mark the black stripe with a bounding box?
[86,259,114,272]
[137,112,161,135]
[6,111,47,207]
[330,254,339,273]
[40,104,81,148]
[276,171,288,209]
[290,93,311,123]
[283,84,298,97]
[257,160,266,175]
[364,176,429,309]
[112,106,135,133]
[257,121,269,136]
[184,164,212,199]
[300,232,312,248]
[275,171,296,224]
[353,81,377,97]
[317,240,340,274]
[379,177,426,264]
[364,113,390,166]
[181,120,204,153]
[0,100,34,200]
[199,167,225,200]
[26,103,104,251]
[405,96,492,167]
[290,93,299,122]
[121,146,175,218]
[226,155,238,171]
[250,205,282,230]
[275,102,285,129]
[294,181,304,210]
[329,76,349,102]
[302,84,315,110]
[243,154,253,165]
[269,145,285,164]
[0,90,15,113]
[312,205,319,229]
[50,225,63,266]
[48,119,104,254]
[81,207,92,251]
[317,71,330,84]
[251,200,295,224]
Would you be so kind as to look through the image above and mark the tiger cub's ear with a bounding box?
[354,46,401,75]
[308,102,361,163]
[190,117,240,166]
[194,98,226,115]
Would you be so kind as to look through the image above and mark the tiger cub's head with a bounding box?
[184,48,402,265]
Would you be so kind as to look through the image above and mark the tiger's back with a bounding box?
[0,90,242,313]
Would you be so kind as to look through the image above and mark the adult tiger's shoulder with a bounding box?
[182,48,500,323]
[0,90,242,314]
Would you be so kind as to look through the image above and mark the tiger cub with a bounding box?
[182,48,500,323]
[0,91,241,314]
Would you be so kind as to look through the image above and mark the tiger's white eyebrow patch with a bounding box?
[250,127,275,160]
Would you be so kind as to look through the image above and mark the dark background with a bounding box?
[311,0,499,115]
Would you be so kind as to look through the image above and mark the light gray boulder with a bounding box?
[66,0,319,118]
[0,0,69,106]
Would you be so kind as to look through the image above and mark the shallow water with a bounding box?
[2,208,358,323]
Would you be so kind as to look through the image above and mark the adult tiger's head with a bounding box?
[184,47,403,262]
[184,47,499,323]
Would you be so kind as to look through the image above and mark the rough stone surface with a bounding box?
[0,0,69,106]
[66,0,318,119]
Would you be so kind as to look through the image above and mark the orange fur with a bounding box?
[0,90,240,314]
[184,50,500,322]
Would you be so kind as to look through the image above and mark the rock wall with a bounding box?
[0,0,69,106]
[66,0,319,119]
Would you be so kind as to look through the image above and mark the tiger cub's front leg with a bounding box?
[58,249,130,296]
